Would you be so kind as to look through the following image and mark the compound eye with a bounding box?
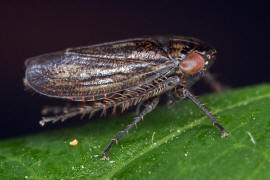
[179,53,205,75]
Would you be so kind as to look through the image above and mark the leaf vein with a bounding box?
[102,92,270,179]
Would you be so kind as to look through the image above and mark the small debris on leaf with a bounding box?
[69,139,79,146]
[246,131,256,145]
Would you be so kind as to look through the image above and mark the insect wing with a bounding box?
[25,38,175,101]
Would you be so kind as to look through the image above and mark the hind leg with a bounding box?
[39,105,95,126]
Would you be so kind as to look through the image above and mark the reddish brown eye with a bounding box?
[179,53,205,75]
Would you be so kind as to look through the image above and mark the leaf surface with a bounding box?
[1,84,270,180]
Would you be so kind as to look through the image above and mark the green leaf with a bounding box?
[1,84,270,180]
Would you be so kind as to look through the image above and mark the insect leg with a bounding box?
[203,72,228,92]
[40,76,179,127]
[102,96,160,160]
[135,101,144,115]
[39,106,93,126]
[41,106,70,115]
[182,88,229,138]
[166,90,175,107]
[165,88,185,108]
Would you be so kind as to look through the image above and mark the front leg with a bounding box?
[182,88,229,138]
[165,89,185,108]
[102,96,160,160]
[203,72,228,92]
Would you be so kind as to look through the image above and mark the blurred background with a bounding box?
[0,1,269,138]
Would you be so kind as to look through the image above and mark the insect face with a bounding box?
[166,36,217,87]
[179,49,216,78]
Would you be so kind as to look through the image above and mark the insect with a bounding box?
[24,36,228,160]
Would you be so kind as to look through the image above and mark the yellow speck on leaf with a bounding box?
[69,139,79,146]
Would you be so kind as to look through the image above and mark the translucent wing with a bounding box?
[25,38,175,101]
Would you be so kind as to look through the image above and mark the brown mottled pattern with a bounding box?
[25,36,215,102]
[67,38,169,61]
[25,39,176,100]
